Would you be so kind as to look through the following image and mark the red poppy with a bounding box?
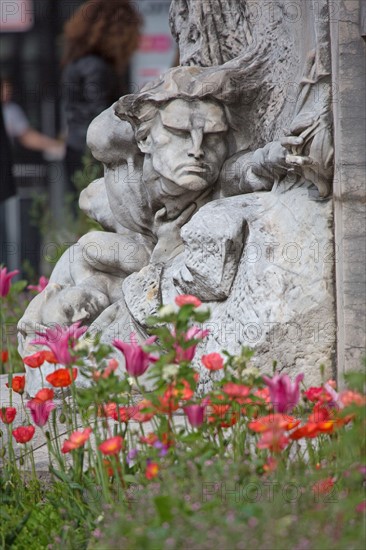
[222,382,251,403]
[304,386,332,403]
[62,427,92,453]
[12,425,35,443]
[24,350,58,368]
[175,294,202,308]
[6,375,25,395]
[158,380,194,414]
[46,368,78,387]
[290,423,319,440]
[23,351,46,368]
[312,477,335,495]
[100,402,118,418]
[202,353,224,371]
[99,436,123,455]
[308,403,333,423]
[254,387,272,405]
[208,395,239,428]
[178,379,195,401]
[111,406,138,423]
[34,388,54,403]
[340,390,366,407]
[257,428,289,453]
[42,350,58,364]
[133,399,155,422]
[249,413,300,433]
[0,407,17,424]
[146,461,159,480]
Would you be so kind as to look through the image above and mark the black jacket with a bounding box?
[62,55,119,151]
[0,105,15,202]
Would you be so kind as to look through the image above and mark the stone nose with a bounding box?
[188,129,205,160]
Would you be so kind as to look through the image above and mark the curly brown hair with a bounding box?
[62,0,142,72]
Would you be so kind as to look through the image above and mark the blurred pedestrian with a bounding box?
[1,78,64,158]
[61,0,142,195]
[0,94,15,266]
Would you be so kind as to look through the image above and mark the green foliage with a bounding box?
[90,420,366,550]
[1,286,365,549]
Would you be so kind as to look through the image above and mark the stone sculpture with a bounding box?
[19,0,336,396]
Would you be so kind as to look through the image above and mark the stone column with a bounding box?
[331,0,366,383]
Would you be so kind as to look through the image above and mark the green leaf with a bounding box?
[4,511,31,546]
[124,475,138,484]
[343,370,366,392]
[154,495,173,523]
[180,432,202,444]
[10,280,28,294]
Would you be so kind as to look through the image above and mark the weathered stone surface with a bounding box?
[169,0,253,66]
[126,184,336,391]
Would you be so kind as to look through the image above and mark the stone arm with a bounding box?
[173,200,247,301]
[220,123,331,199]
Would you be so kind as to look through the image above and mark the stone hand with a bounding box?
[151,203,197,264]
[280,135,313,169]
[251,141,293,184]
[281,111,333,197]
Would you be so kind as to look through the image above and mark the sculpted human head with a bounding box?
[135,98,229,191]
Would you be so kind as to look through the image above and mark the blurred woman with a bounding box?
[61,0,142,194]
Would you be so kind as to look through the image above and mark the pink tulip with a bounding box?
[27,399,56,427]
[113,333,158,377]
[31,321,87,365]
[173,326,209,363]
[0,267,19,297]
[262,373,304,413]
[183,404,206,427]
[28,276,49,293]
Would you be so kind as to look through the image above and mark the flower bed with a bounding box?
[0,270,365,549]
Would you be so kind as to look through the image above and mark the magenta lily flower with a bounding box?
[0,267,19,297]
[31,321,87,365]
[173,326,209,363]
[27,399,56,427]
[263,373,304,413]
[113,333,158,377]
[28,275,49,293]
[183,404,206,427]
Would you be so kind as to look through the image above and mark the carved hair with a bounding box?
[115,47,269,151]
[62,0,142,72]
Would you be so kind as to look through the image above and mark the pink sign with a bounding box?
[139,34,172,53]
[0,0,33,32]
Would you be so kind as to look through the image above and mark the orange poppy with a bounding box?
[46,367,78,387]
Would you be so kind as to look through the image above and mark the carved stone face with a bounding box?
[139,99,229,191]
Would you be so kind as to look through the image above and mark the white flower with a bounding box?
[74,340,92,353]
[96,514,104,524]
[162,364,180,381]
[158,304,175,317]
